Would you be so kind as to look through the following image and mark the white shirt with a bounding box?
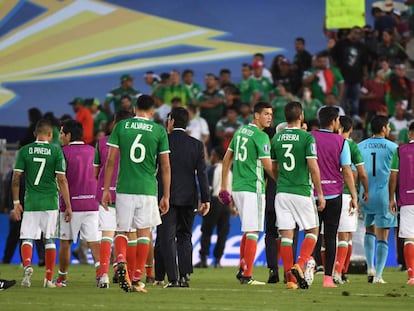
[211,163,232,197]
[186,116,210,141]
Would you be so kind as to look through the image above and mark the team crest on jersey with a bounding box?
[263,144,270,153]
[310,143,317,155]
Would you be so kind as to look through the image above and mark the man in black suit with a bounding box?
[155,107,210,287]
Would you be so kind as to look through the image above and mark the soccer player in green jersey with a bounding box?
[12,119,72,288]
[334,116,369,284]
[102,94,171,293]
[221,102,275,285]
[271,101,325,290]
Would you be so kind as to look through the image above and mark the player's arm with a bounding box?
[11,170,23,221]
[307,158,325,211]
[341,141,358,211]
[57,173,72,222]
[93,141,101,179]
[356,164,369,203]
[389,149,399,215]
[221,149,233,192]
[102,146,118,209]
[261,157,276,181]
[159,152,171,215]
[389,171,398,215]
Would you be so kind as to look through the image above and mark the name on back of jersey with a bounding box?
[124,121,153,131]
[28,147,51,155]
[277,133,299,141]
[363,142,387,149]
[240,127,254,136]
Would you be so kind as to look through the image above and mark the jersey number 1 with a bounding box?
[371,152,376,177]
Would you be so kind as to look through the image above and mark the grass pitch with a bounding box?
[0,264,413,311]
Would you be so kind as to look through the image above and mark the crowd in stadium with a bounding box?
[1,1,414,292]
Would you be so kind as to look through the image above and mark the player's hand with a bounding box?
[317,195,326,212]
[64,207,72,222]
[197,202,210,216]
[349,197,358,215]
[230,204,238,217]
[361,191,369,204]
[101,189,111,211]
[13,203,23,221]
[159,196,170,216]
[389,199,397,215]
[218,189,232,205]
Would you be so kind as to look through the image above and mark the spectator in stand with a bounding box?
[104,74,139,115]
[292,37,312,93]
[161,70,192,106]
[397,120,414,144]
[372,6,397,42]
[360,69,386,124]
[362,25,379,74]
[385,63,413,116]
[301,86,323,124]
[317,93,346,117]
[120,95,133,113]
[19,108,42,148]
[215,105,243,150]
[87,98,109,136]
[272,58,297,95]
[377,56,393,79]
[271,85,299,127]
[186,103,210,145]
[303,52,344,105]
[251,60,274,106]
[238,102,253,125]
[270,54,286,82]
[182,69,202,102]
[219,69,237,90]
[197,73,226,147]
[239,63,254,105]
[144,71,160,93]
[223,86,242,112]
[252,53,273,82]
[331,26,369,121]
[391,9,410,48]
[377,28,408,67]
[69,97,94,145]
[389,102,410,141]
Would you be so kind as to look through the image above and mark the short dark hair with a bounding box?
[295,37,305,44]
[120,95,131,102]
[205,73,216,79]
[211,145,225,160]
[371,115,389,134]
[318,106,339,128]
[227,104,239,114]
[409,121,414,133]
[284,101,303,123]
[61,119,83,141]
[254,101,272,114]
[170,107,189,129]
[182,69,193,78]
[114,110,133,123]
[136,94,154,111]
[254,53,265,60]
[339,115,353,133]
[242,63,252,70]
[220,68,231,75]
[34,119,52,135]
[186,103,197,114]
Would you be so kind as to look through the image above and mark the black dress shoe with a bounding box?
[0,279,16,291]
[163,281,180,288]
[179,276,189,287]
[267,269,280,284]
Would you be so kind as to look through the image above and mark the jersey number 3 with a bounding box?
[282,144,295,171]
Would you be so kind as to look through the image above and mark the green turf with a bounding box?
[0,264,413,311]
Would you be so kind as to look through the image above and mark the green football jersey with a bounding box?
[343,138,364,195]
[250,76,273,102]
[105,87,139,113]
[271,96,289,126]
[228,124,271,193]
[161,84,192,106]
[239,78,254,104]
[14,141,66,211]
[107,117,170,195]
[185,83,202,100]
[302,99,323,122]
[271,128,317,196]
